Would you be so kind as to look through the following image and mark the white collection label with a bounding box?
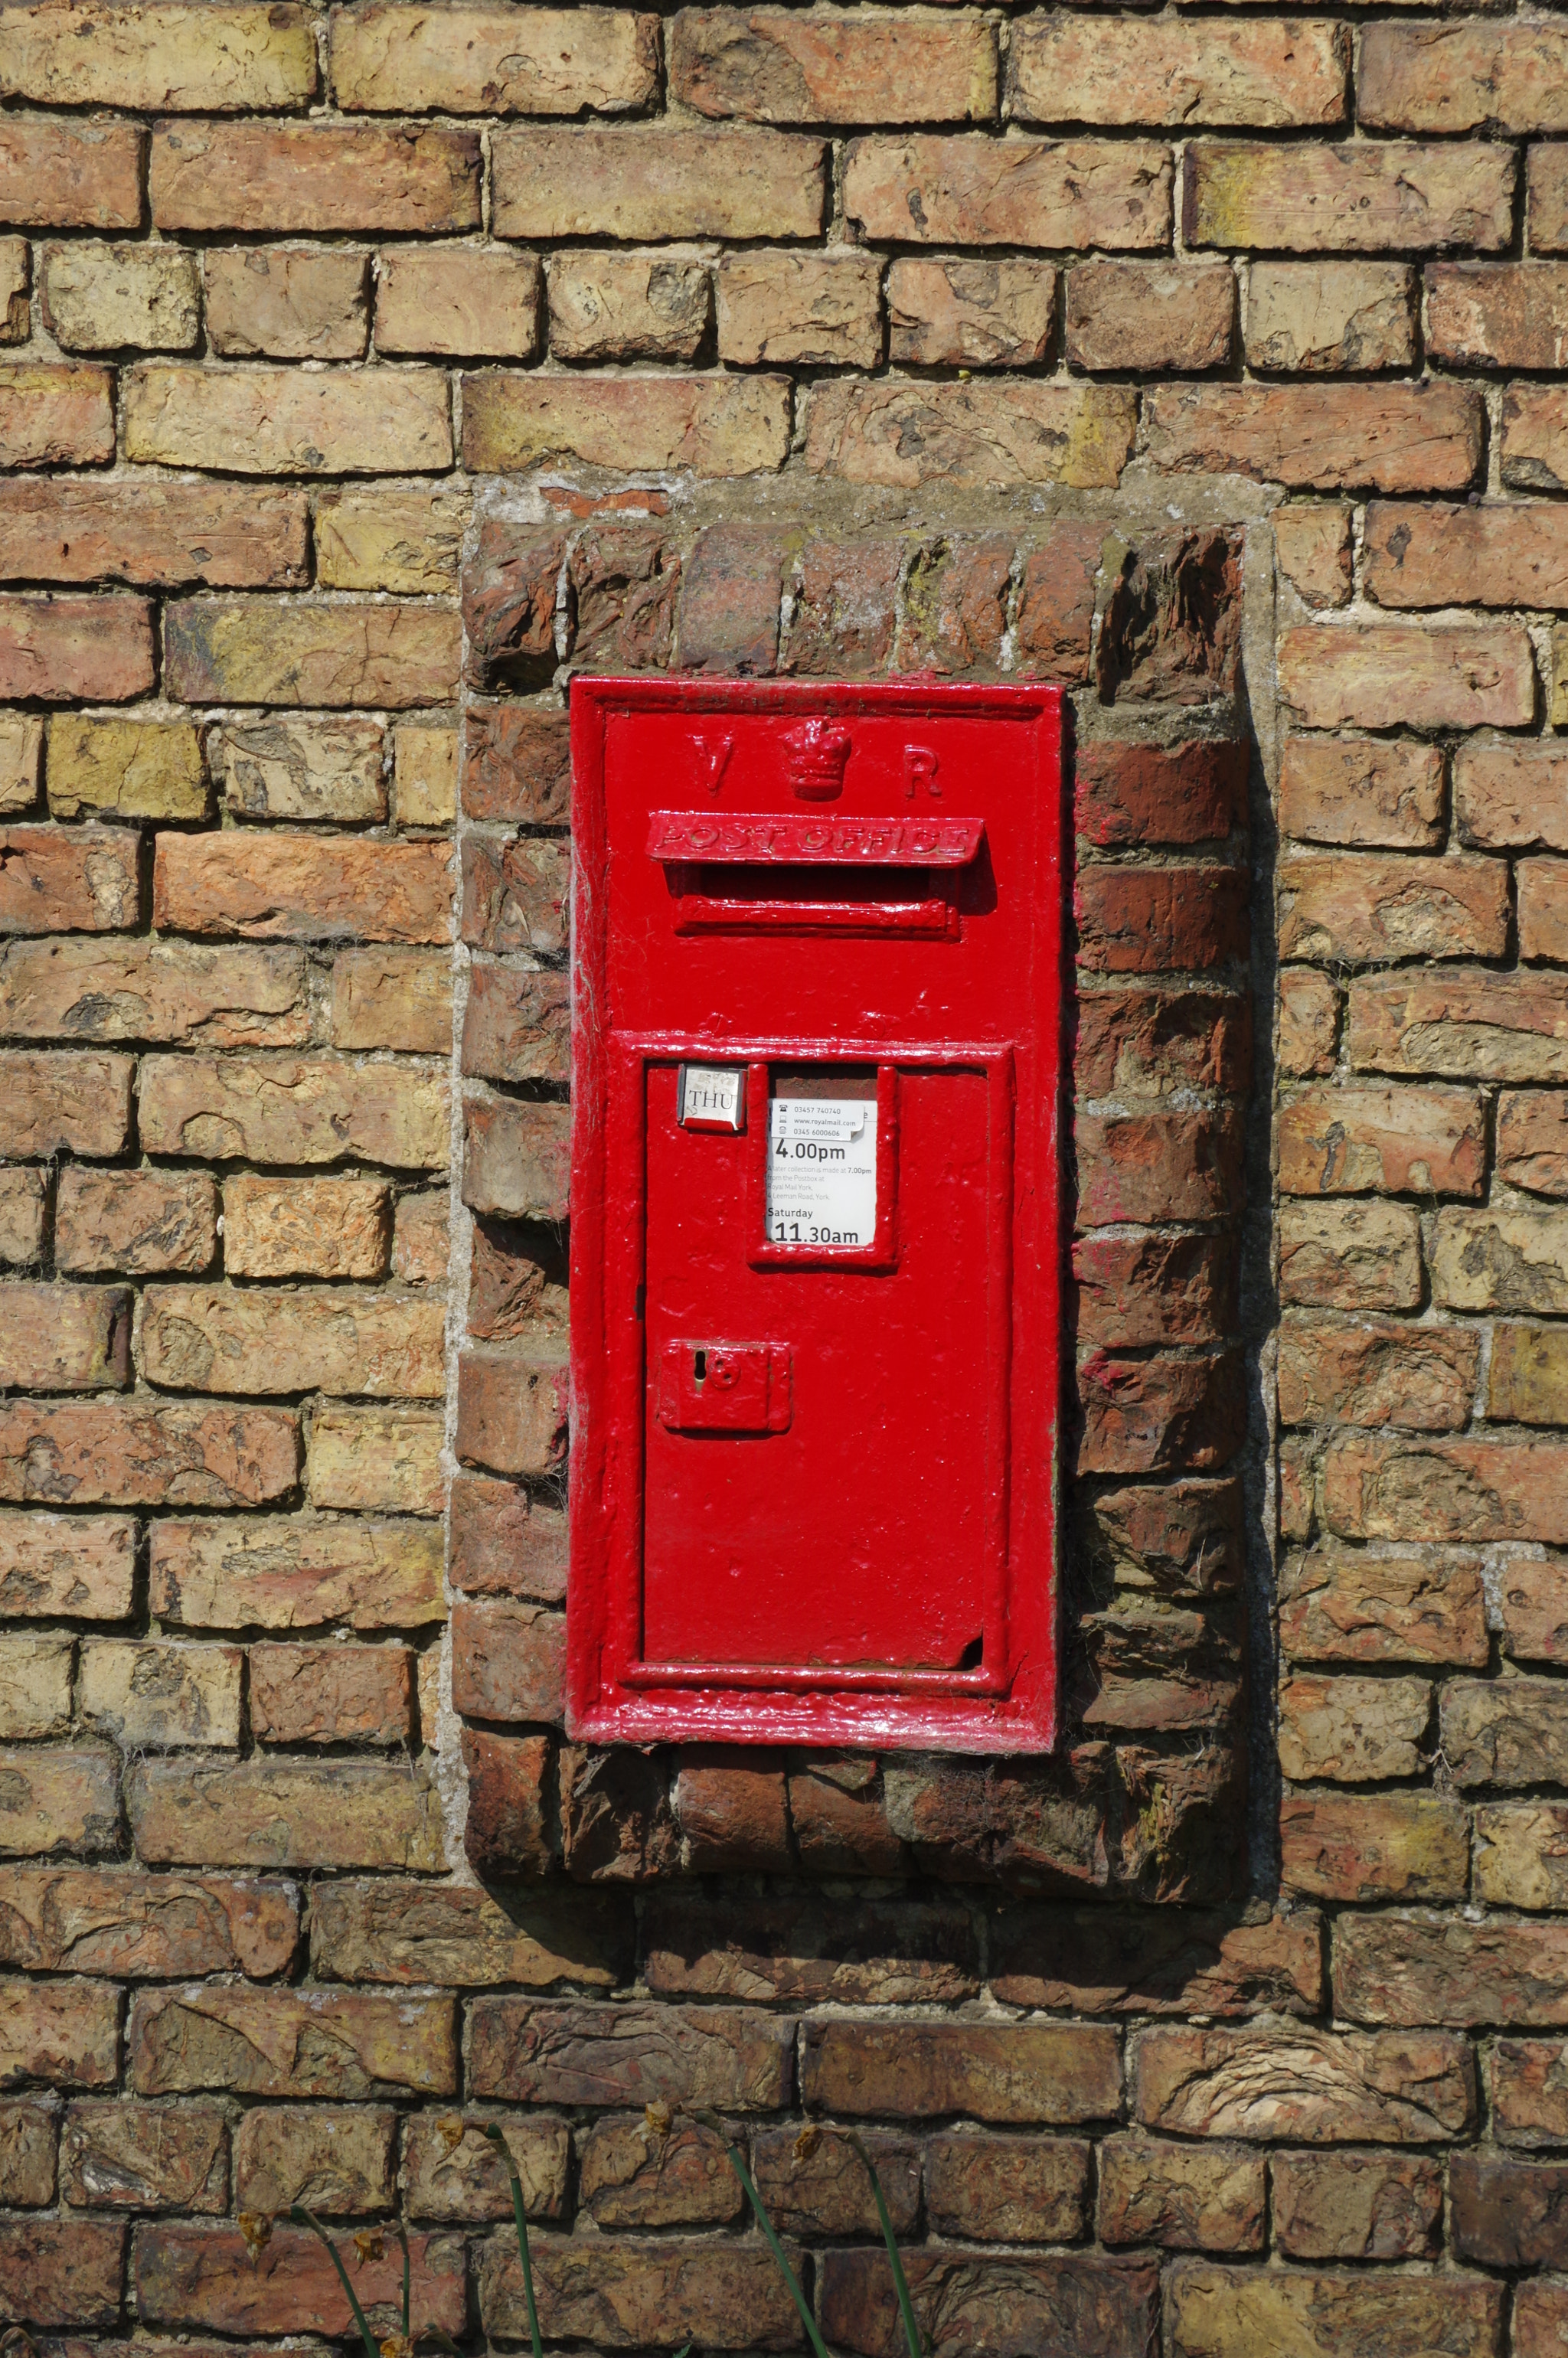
[766,1096,877,1247]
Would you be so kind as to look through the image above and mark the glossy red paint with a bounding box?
[567,678,1065,1751]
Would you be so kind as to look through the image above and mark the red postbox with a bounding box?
[566,678,1064,1751]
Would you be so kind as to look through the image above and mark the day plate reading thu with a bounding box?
[678,1063,745,1131]
[766,1096,877,1246]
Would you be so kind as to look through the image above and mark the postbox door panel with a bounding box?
[641,1059,1001,1674]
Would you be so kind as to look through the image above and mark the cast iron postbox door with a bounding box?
[567,678,1063,1751]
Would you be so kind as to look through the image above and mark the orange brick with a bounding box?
[0,825,139,933]
[844,134,1171,250]
[0,364,113,469]
[1428,266,1568,373]
[805,380,1133,489]
[1144,384,1482,495]
[124,364,452,475]
[715,251,882,369]
[0,479,308,589]
[886,256,1053,369]
[1455,741,1568,851]
[139,1053,449,1168]
[151,122,482,233]
[671,8,997,124]
[376,245,541,358]
[0,117,142,230]
[463,372,791,476]
[1279,625,1534,730]
[1246,263,1415,374]
[1279,1086,1484,1197]
[1011,17,1344,129]
[0,1282,130,1391]
[1184,139,1512,253]
[222,1174,390,1279]
[1366,499,1568,609]
[250,1641,412,1745]
[154,831,454,944]
[1279,851,1507,963]
[1501,390,1568,496]
[492,125,825,240]
[0,1399,299,1508]
[0,1050,132,1158]
[332,3,658,113]
[0,597,155,703]
[204,245,369,359]
[1359,19,1568,134]
[1064,262,1233,373]
[1530,149,1568,254]
[1278,739,1444,850]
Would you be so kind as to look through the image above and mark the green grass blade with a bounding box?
[713,2130,834,2358]
[481,2121,543,2358]
[289,2205,381,2358]
[397,2219,410,2338]
[848,2137,925,2358]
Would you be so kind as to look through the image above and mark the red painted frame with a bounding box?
[566,677,1065,1752]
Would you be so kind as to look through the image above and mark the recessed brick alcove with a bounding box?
[452,508,1261,1915]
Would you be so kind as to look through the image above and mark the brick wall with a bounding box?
[0,0,1564,2348]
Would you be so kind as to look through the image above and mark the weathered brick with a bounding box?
[648,1889,978,2004]
[1279,736,1443,849]
[1073,1232,1236,1350]
[0,240,23,345]
[1521,2285,1568,2358]
[808,377,1134,491]
[394,726,456,828]
[470,1999,792,2108]
[462,968,568,1090]
[80,1639,240,1749]
[675,523,782,672]
[129,1757,445,1873]
[45,716,203,823]
[802,2019,1119,2123]
[1326,1433,1568,1546]
[1012,15,1341,127]
[1453,2154,1568,2268]
[456,1346,568,1478]
[0,1744,116,1860]
[493,123,824,239]
[481,2234,804,2350]
[1359,18,1568,132]
[1498,1090,1568,1193]
[1282,626,1532,733]
[0,1865,295,1978]
[1185,139,1511,251]
[1065,260,1233,372]
[1520,859,1568,963]
[1276,505,1354,608]
[0,1049,132,1158]
[1531,148,1568,253]
[204,244,368,358]
[1279,1200,1421,1311]
[1501,390,1568,497]
[452,1598,563,1723]
[0,2096,56,2205]
[1274,2147,1441,2260]
[335,1,655,110]
[317,488,465,593]
[716,250,881,368]
[1136,2022,1473,2141]
[462,1726,554,1877]
[1279,1543,1487,1665]
[1249,261,1417,372]
[0,1510,134,1621]
[1097,2134,1263,2252]
[897,531,1009,674]
[0,1168,44,1265]
[142,1282,444,1398]
[821,2250,1158,2358]
[464,370,791,475]
[1281,1792,1468,1904]
[579,2111,740,2228]
[1076,1481,1246,1607]
[1431,1208,1568,1315]
[0,1975,118,2088]
[0,1281,129,1391]
[1429,266,1568,377]
[41,240,198,352]
[1477,1806,1568,1909]
[376,243,541,358]
[924,2133,1090,2242]
[751,2124,917,2236]
[1489,1323,1568,1426]
[0,2214,124,2326]
[1144,382,1481,493]
[140,1052,449,1168]
[1336,1911,1568,2029]
[308,1406,443,1516]
[213,714,384,822]
[1491,2040,1568,2144]
[4,0,315,106]
[449,1473,567,1602]
[673,8,995,122]
[463,1097,570,1222]
[1076,1349,1245,1477]
[128,358,450,474]
[152,121,480,232]
[0,361,114,467]
[1351,968,1568,1083]
[1442,1677,1568,1789]
[0,116,142,230]
[0,714,42,812]
[1279,1083,1482,1197]
[0,478,309,590]
[394,1190,447,1284]
[0,1397,297,1509]
[1076,866,1248,974]
[1076,1109,1242,1226]
[845,133,1169,248]
[150,1514,443,1631]
[233,2103,394,2216]
[403,2111,570,2221]
[1456,741,1568,852]
[1076,988,1250,1098]
[0,1635,70,1737]
[223,1175,390,1279]
[134,2220,465,2334]
[0,822,141,937]
[312,1875,629,1987]
[1077,741,1244,852]
[547,250,710,364]
[1165,2262,1500,2358]
[328,952,451,1058]
[464,705,570,825]
[0,594,154,703]
[887,256,1054,369]
[165,598,460,706]
[62,2098,226,2213]
[1279,1672,1429,1780]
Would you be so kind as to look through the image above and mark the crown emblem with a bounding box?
[782,720,852,802]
